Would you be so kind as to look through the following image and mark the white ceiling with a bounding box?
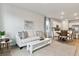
[10,3,79,20]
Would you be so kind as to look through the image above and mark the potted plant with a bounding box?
[0,31,5,38]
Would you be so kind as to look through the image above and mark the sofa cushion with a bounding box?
[18,32,23,39]
[23,31,28,38]
[28,31,34,37]
[20,37,40,43]
[36,31,45,38]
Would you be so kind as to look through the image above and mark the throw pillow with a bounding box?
[22,31,28,39]
[36,31,45,38]
[28,31,34,37]
[18,32,23,39]
[18,31,28,39]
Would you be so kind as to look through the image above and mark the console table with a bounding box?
[0,38,11,53]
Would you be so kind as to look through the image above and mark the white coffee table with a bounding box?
[27,38,51,55]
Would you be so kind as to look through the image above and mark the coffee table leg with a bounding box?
[27,44,29,51]
[30,45,33,55]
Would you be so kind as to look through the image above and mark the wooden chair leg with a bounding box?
[7,42,10,51]
[0,44,1,53]
[0,44,1,50]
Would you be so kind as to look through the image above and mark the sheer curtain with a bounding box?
[44,16,52,38]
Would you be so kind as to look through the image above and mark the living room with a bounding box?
[0,3,79,56]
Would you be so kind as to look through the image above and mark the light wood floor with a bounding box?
[65,39,79,56]
[0,41,76,56]
[66,39,79,46]
[1,39,79,56]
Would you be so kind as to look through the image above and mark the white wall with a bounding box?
[51,19,61,28]
[52,19,69,30]
[1,4,44,45]
[69,22,79,28]
[0,4,1,30]
[0,4,3,31]
[1,4,63,45]
[51,19,61,38]
[62,20,69,30]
